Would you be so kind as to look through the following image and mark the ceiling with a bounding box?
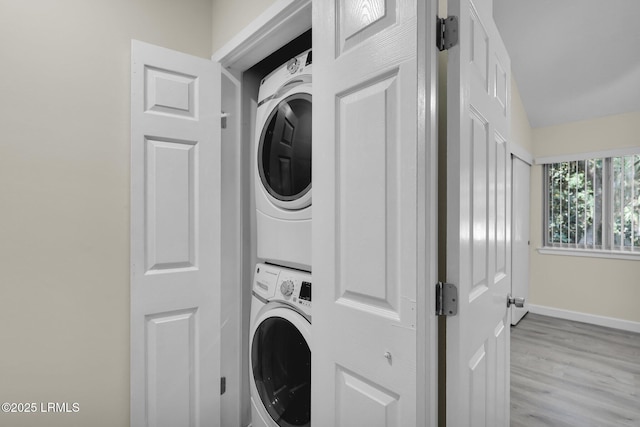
[493,0,640,128]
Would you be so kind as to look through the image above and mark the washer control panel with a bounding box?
[280,279,295,297]
[254,263,312,316]
[259,49,312,92]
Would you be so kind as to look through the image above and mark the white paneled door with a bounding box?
[446,0,513,424]
[312,0,422,425]
[130,40,221,427]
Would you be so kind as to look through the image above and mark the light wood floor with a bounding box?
[511,313,640,427]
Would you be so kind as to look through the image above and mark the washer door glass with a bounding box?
[252,316,310,427]
[258,93,312,204]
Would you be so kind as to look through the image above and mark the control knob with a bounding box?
[280,279,295,297]
[286,57,299,74]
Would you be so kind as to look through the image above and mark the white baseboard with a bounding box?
[528,304,640,334]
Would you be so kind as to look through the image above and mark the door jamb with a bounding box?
[418,0,440,426]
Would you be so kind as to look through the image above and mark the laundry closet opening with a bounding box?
[219,28,312,427]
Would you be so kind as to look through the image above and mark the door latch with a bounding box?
[221,112,229,129]
[507,294,525,308]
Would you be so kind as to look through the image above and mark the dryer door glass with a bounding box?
[252,316,310,427]
[258,93,312,203]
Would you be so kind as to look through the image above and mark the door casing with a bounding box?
[511,155,531,325]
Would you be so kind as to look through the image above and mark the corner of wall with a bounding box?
[510,74,533,156]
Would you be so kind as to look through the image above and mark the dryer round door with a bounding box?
[258,92,312,210]
[251,306,311,427]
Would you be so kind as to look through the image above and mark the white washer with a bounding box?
[255,49,312,271]
[250,263,312,427]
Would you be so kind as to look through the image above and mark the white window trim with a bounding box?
[537,247,640,261]
[535,146,640,165]
[541,151,640,259]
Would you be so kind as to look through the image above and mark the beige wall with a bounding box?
[534,111,640,156]
[511,76,533,154]
[212,0,278,54]
[530,111,640,323]
[0,1,213,426]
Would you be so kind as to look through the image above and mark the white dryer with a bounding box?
[250,263,311,427]
[255,50,312,271]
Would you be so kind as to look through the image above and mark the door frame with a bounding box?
[212,1,438,425]
[213,2,312,426]
[510,151,532,325]
[417,0,440,424]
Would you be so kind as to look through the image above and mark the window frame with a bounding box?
[538,148,640,260]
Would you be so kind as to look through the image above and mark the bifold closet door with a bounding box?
[311,1,422,425]
[131,40,222,427]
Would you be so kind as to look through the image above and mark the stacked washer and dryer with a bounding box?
[250,49,313,427]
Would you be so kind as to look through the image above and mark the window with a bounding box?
[544,154,640,255]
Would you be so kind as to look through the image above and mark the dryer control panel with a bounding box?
[253,263,312,316]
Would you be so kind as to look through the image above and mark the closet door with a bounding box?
[131,40,221,427]
[445,0,513,424]
[312,1,425,425]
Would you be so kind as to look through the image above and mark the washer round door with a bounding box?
[251,307,311,427]
[258,92,312,210]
